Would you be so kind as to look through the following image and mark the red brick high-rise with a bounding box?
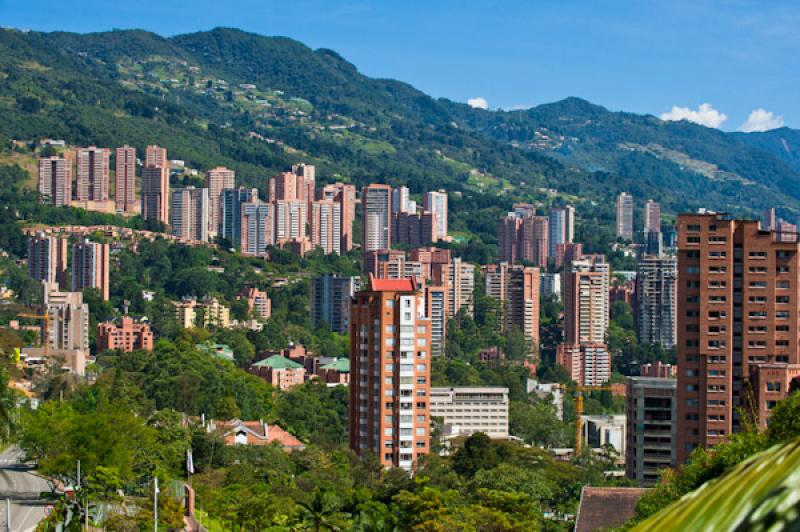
[115,146,137,213]
[676,213,800,463]
[349,277,431,470]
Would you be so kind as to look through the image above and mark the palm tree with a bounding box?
[297,488,350,532]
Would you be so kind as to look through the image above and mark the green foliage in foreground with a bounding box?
[622,391,800,529]
[634,438,800,531]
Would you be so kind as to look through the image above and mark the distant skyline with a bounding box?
[3,0,798,130]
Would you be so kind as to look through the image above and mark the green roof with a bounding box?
[320,358,350,373]
[252,354,304,370]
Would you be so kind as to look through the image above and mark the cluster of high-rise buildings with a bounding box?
[498,204,575,267]
[28,233,110,300]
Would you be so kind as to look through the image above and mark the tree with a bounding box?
[297,488,350,532]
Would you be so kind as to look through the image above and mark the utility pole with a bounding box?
[5,498,10,532]
[153,477,159,532]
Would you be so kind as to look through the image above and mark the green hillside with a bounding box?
[1,26,798,235]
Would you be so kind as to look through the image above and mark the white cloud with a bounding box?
[467,97,489,110]
[739,108,785,132]
[660,103,728,128]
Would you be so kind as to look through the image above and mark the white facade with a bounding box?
[430,387,509,439]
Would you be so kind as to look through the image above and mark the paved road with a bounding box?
[0,447,52,532]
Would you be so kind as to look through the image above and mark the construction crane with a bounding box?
[575,384,616,453]
[17,311,51,356]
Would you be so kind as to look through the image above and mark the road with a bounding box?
[0,447,51,532]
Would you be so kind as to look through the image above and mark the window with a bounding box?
[708,311,726,319]
[686,310,700,317]
[777,340,790,347]
[778,266,790,273]
[767,400,778,410]
[749,296,767,303]
[687,224,701,232]
[686,296,700,303]
[687,384,698,392]
[385,325,395,333]
[749,311,768,319]
[416,326,427,334]
[708,295,726,303]
[777,325,790,332]
[686,369,698,377]
[416,338,427,347]
[385,300,395,308]
[767,382,782,392]
[710,266,727,273]
[686,340,699,347]
[776,296,791,304]
[709,280,726,288]
[687,236,701,244]
[777,251,793,259]
[749,251,767,258]
[686,250,701,258]
[777,311,790,319]
[750,266,767,273]
[686,413,699,421]
[778,281,791,289]
[687,399,699,407]
[749,281,767,288]
[687,267,701,274]
[709,236,727,243]
[709,251,726,258]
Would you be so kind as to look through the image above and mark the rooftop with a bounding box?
[575,487,649,532]
[320,358,350,373]
[252,354,304,370]
[368,275,416,292]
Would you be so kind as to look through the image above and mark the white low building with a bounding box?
[430,387,509,439]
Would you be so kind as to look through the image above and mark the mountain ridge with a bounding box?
[1,26,799,227]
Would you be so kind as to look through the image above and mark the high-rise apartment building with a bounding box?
[311,274,361,334]
[145,145,168,168]
[38,156,72,206]
[71,238,110,301]
[44,284,89,360]
[310,200,342,254]
[636,255,677,348]
[391,186,415,214]
[563,256,610,345]
[425,285,447,357]
[548,206,575,257]
[424,191,448,240]
[349,277,431,470]
[75,147,110,202]
[616,192,634,241]
[393,211,438,247]
[291,163,316,201]
[27,234,67,287]
[141,147,170,225]
[540,273,562,300]
[432,257,475,318]
[274,200,308,242]
[240,201,273,256]
[206,166,235,236]
[321,183,356,251]
[498,211,548,267]
[676,213,800,463]
[171,187,210,242]
[115,146,137,213]
[558,256,611,385]
[556,343,611,386]
[626,376,677,486]
[219,187,259,246]
[644,200,661,234]
[483,263,540,352]
[362,184,392,252]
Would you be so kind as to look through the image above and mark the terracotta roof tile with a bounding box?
[575,487,649,532]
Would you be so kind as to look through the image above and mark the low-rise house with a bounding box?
[249,355,306,390]
[97,316,154,352]
[318,358,350,385]
[207,419,305,451]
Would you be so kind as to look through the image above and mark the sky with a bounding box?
[2,0,799,130]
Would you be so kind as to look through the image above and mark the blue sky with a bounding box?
[2,0,798,130]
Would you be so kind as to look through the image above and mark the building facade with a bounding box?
[483,263,540,353]
[115,145,137,213]
[70,238,110,301]
[362,184,393,252]
[75,146,110,202]
[424,191,448,240]
[206,166,235,236]
[97,316,155,352]
[626,377,677,486]
[28,233,68,287]
[616,192,634,241]
[38,156,72,207]
[676,213,800,463]
[429,387,509,439]
[349,277,431,470]
[311,274,361,334]
[171,187,210,242]
[636,255,677,348]
[219,187,259,246]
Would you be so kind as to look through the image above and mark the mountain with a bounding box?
[1,26,799,238]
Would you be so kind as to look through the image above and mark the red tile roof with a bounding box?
[574,487,649,532]
[368,275,416,292]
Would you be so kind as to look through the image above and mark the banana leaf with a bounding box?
[634,439,800,531]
